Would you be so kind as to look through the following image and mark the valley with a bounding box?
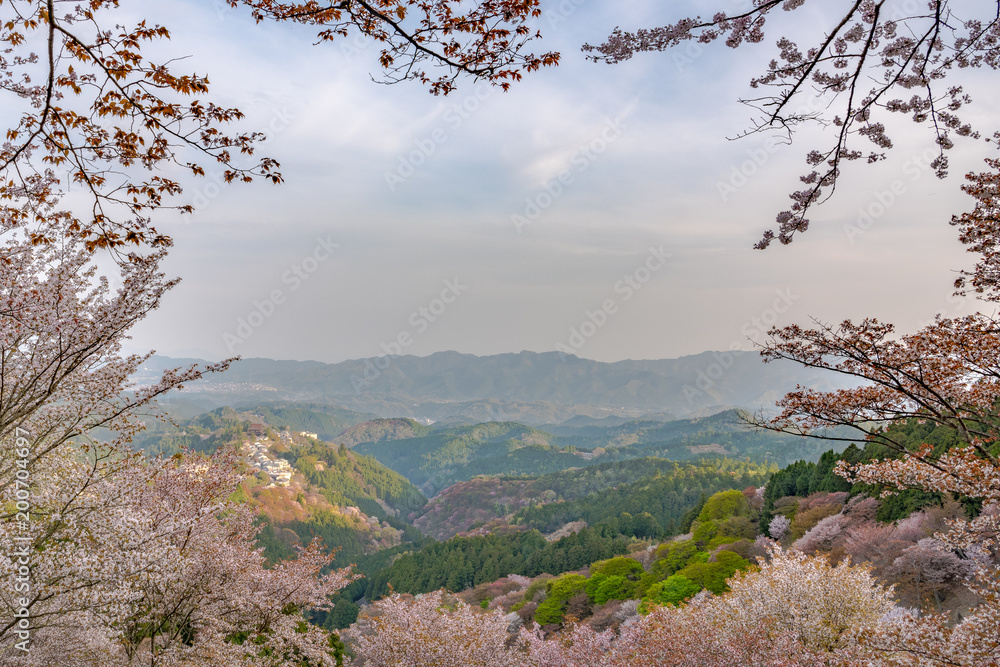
[124,351,871,633]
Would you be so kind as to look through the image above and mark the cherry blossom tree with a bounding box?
[716,546,895,654]
[843,521,899,577]
[768,514,790,541]
[792,512,846,555]
[0,225,356,664]
[744,149,1000,662]
[521,621,614,667]
[347,591,527,667]
[888,538,975,613]
[602,599,826,667]
[586,1,998,248]
[592,546,893,666]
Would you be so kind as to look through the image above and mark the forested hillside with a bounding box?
[335,418,432,447]
[353,421,567,495]
[128,406,429,580]
[509,460,769,535]
[391,450,987,638]
[251,404,377,440]
[411,457,772,540]
[363,460,770,599]
[118,401,992,643]
[281,440,426,518]
[354,411,849,495]
[760,418,993,527]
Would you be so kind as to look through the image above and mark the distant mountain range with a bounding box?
[135,350,853,424]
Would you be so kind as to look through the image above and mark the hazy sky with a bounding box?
[121,0,991,364]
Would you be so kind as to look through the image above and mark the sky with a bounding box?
[115,0,993,364]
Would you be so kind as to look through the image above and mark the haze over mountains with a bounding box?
[136,349,852,424]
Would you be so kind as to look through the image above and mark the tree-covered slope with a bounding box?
[353,421,564,494]
[411,457,772,541]
[248,403,376,440]
[509,459,771,535]
[335,417,432,447]
[354,411,851,496]
[279,440,426,518]
[759,417,993,527]
[363,528,633,600]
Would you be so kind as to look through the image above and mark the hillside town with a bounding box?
[241,422,297,486]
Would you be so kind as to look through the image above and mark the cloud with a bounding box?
[119,0,985,365]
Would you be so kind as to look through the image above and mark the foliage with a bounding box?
[285,441,426,516]
[335,418,431,448]
[697,489,750,522]
[675,551,750,596]
[585,575,636,607]
[759,421,973,531]
[533,574,588,625]
[512,460,770,537]
[232,0,559,96]
[651,540,701,580]
[589,557,645,580]
[364,528,631,600]
[641,575,701,610]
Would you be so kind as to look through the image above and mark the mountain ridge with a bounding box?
[135,349,852,424]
